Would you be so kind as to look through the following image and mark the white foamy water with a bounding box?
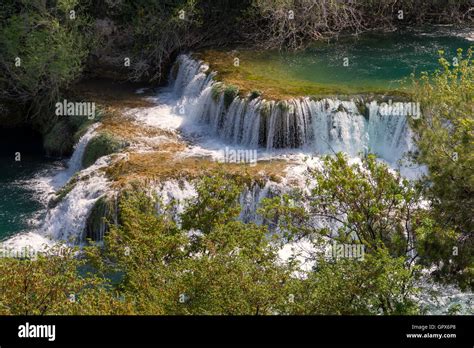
[1,124,110,252]
[128,91,184,131]
[40,156,112,243]
[0,54,428,255]
[416,271,474,315]
[120,54,427,248]
[168,55,420,170]
[124,54,423,180]
[49,123,101,190]
[2,52,468,314]
[28,123,102,204]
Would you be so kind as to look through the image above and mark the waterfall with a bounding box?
[155,180,197,224]
[41,157,110,243]
[38,123,112,243]
[154,179,278,227]
[48,123,101,190]
[172,54,415,164]
[239,182,278,224]
[173,55,214,100]
[1,124,110,251]
[39,124,113,243]
[1,54,418,250]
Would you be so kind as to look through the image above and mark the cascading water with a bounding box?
[154,179,281,227]
[48,123,102,191]
[1,124,111,251]
[40,157,111,244]
[239,182,279,224]
[173,54,415,165]
[1,54,419,252]
[0,51,468,314]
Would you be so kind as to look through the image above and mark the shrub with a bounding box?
[249,89,262,99]
[211,82,224,102]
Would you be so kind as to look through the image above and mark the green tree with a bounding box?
[0,246,126,315]
[279,248,419,315]
[260,154,422,314]
[0,170,424,315]
[0,0,93,126]
[262,153,422,258]
[85,174,295,315]
[410,48,474,289]
[181,172,243,234]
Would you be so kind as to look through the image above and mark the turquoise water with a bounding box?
[248,29,472,91]
[1,29,472,240]
[0,128,54,240]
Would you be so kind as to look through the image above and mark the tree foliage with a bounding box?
[261,154,422,259]
[0,171,422,315]
[410,48,474,289]
[0,246,129,315]
[243,0,473,49]
[0,0,93,126]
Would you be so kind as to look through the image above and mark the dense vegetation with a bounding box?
[0,167,421,315]
[2,136,470,314]
[1,0,472,143]
[243,0,473,49]
[410,48,474,289]
[0,1,472,315]
[0,0,92,122]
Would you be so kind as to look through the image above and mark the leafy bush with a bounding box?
[0,246,127,315]
[0,0,93,127]
[261,153,422,257]
[211,82,225,102]
[0,171,423,314]
[279,248,419,315]
[410,48,474,289]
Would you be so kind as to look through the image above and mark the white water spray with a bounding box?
[172,54,415,166]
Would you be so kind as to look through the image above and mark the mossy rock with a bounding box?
[43,109,104,157]
[211,82,224,103]
[48,174,81,208]
[71,108,104,144]
[84,195,117,242]
[277,101,290,112]
[249,90,262,100]
[65,114,90,130]
[336,103,348,113]
[355,99,370,119]
[43,120,75,157]
[210,82,241,108]
[223,85,239,109]
[82,132,127,168]
[259,101,272,118]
